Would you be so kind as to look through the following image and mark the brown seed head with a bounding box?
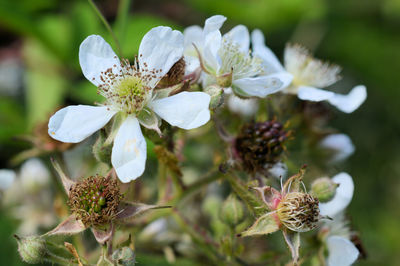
[68,175,122,227]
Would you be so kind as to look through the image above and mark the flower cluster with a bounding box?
[1,13,367,266]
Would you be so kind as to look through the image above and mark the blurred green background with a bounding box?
[0,0,399,265]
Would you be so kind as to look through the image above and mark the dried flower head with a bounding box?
[68,175,122,227]
[277,192,320,232]
[234,120,290,173]
[238,167,323,264]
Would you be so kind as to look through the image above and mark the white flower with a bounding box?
[0,169,16,190]
[183,16,292,98]
[251,30,367,113]
[183,15,227,75]
[318,173,359,265]
[48,27,211,182]
[320,133,355,162]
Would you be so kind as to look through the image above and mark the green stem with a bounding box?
[87,0,123,57]
[157,163,167,203]
[115,0,132,50]
[225,172,268,217]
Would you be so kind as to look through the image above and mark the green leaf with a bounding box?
[237,212,279,237]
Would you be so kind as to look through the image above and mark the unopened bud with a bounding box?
[112,247,136,266]
[204,85,224,110]
[15,235,47,264]
[311,177,338,202]
[220,194,244,227]
[216,72,233,88]
[93,129,112,165]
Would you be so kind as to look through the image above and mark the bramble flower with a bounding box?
[48,27,211,182]
[318,173,360,265]
[320,133,355,163]
[183,16,292,98]
[251,30,367,113]
[238,167,321,263]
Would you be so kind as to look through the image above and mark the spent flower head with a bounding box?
[238,167,323,263]
[251,30,367,113]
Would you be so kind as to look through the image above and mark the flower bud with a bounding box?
[15,235,47,264]
[93,129,112,165]
[204,85,224,110]
[216,72,233,88]
[220,194,244,227]
[112,247,136,266]
[234,120,290,173]
[311,177,338,203]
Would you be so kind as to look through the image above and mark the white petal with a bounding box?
[183,25,203,51]
[297,86,335,101]
[150,91,211,130]
[79,35,121,86]
[138,26,184,86]
[320,134,355,162]
[319,173,354,217]
[251,29,285,73]
[232,72,292,98]
[203,30,222,73]
[224,25,250,52]
[111,116,147,183]
[327,236,359,266]
[203,15,227,35]
[0,169,16,190]
[328,85,367,113]
[227,94,259,117]
[48,105,116,143]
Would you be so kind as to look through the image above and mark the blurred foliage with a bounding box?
[0,0,399,265]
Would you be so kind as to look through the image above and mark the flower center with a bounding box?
[277,192,320,232]
[219,39,262,80]
[97,60,152,115]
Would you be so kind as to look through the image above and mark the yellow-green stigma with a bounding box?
[97,61,153,115]
[116,76,145,98]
